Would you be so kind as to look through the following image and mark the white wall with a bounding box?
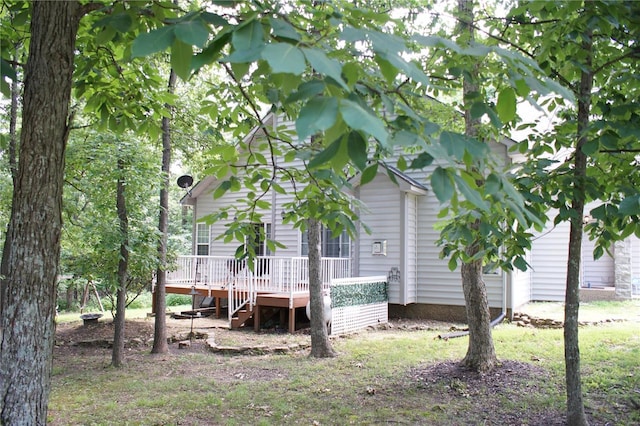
[530,221,570,301]
[356,173,404,304]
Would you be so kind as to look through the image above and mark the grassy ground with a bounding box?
[56,304,193,324]
[48,301,640,425]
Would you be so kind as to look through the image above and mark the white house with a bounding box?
[174,113,639,325]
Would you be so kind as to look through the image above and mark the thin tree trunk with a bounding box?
[0,2,81,423]
[308,217,336,358]
[0,49,20,317]
[112,157,129,367]
[152,68,177,354]
[563,23,593,426]
[8,49,19,186]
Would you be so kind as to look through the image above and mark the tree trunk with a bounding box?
[563,23,593,426]
[460,253,496,372]
[456,0,497,373]
[0,2,81,423]
[112,157,129,367]
[308,217,336,358]
[8,49,19,185]
[152,68,177,354]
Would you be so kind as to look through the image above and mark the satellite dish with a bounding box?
[177,175,193,189]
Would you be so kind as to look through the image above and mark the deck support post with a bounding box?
[288,308,295,333]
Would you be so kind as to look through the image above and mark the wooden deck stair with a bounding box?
[230,305,255,329]
[227,292,312,333]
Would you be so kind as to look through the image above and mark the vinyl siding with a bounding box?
[510,251,533,310]
[357,173,404,304]
[582,236,614,288]
[404,193,419,303]
[413,184,505,308]
[633,238,640,282]
[530,221,570,301]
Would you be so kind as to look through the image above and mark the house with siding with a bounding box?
[173,113,639,326]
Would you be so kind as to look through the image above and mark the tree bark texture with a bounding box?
[307,218,336,358]
[0,2,81,424]
[112,158,129,367]
[152,68,177,354]
[460,246,496,373]
[563,24,593,426]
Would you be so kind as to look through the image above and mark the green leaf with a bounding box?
[374,55,397,84]
[201,12,227,26]
[339,99,388,145]
[431,167,454,203]
[94,12,132,33]
[439,131,465,159]
[377,51,429,86]
[347,131,368,171]
[285,80,325,103]
[191,32,231,72]
[410,152,434,169]
[513,256,528,271]
[171,39,192,80]
[174,20,210,48]
[308,138,342,169]
[391,130,419,147]
[1,58,17,82]
[619,195,640,216]
[496,87,517,123]
[132,26,175,58]
[448,256,458,271]
[269,17,300,41]
[581,139,600,155]
[296,97,339,141]
[454,174,489,212]
[302,48,349,90]
[514,79,530,97]
[231,19,263,52]
[412,34,462,54]
[485,173,501,195]
[360,163,378,185]
[262,43,306,75]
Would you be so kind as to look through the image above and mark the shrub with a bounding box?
[166,294,192,307]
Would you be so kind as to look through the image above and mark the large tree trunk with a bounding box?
[563,24,593,426]
[112,158,129,367]
[307,217,336,358]
[0,2,81,423]
[152,68,177,354]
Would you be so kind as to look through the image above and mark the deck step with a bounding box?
[231,307,255,329]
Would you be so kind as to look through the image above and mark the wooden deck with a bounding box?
[163,283,310,333]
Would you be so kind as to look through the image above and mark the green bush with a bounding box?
[166,294,192,307]
[127,292,153,310]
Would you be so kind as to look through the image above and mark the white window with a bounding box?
[301,227,350,258]
[196,223,209,255]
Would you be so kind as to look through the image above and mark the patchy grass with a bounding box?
[49,312,640,426]
[519,299,640,322]
[55,304,193,324]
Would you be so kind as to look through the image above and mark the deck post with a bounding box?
[254,305,261,332]
[288,307,295,333]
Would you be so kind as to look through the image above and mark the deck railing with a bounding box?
[165,255,352,319]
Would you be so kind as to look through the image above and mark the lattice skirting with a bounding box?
[330,302,388,336]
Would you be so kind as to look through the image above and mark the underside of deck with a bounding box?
[162,284,310,333]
